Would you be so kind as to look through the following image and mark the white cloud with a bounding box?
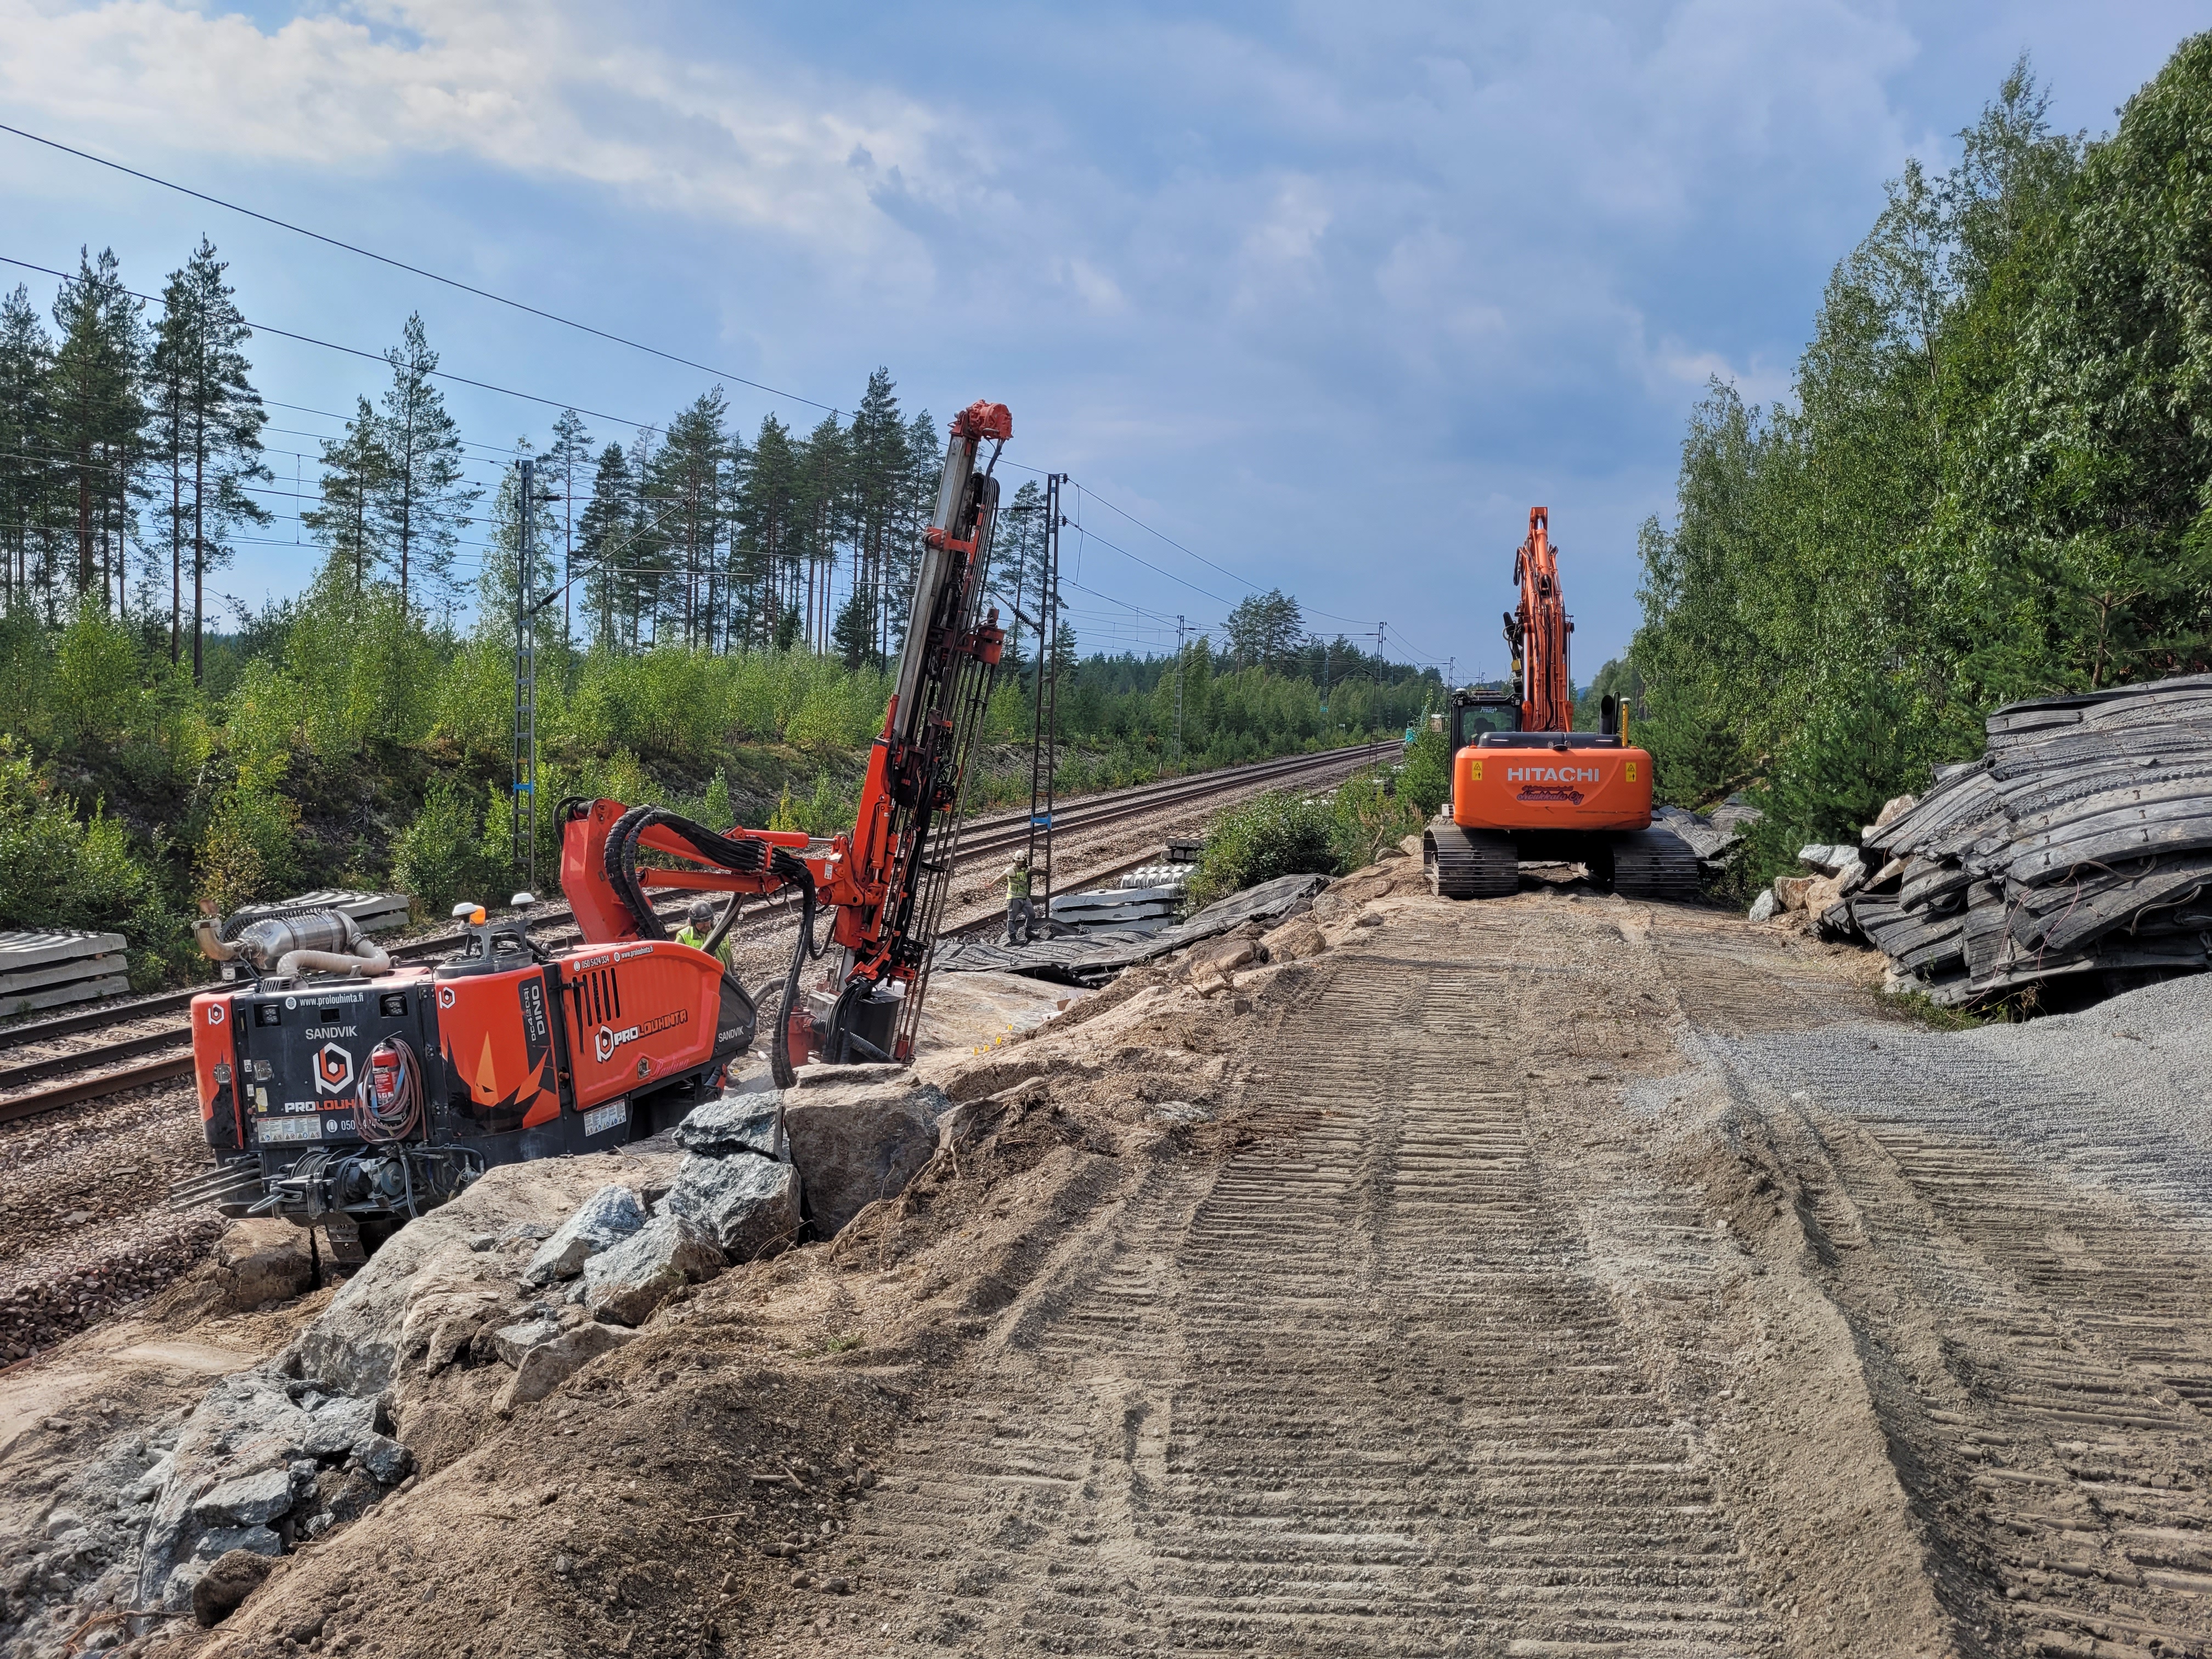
[0,0,962,264]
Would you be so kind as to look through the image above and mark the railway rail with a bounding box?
[0,742,1385,1125]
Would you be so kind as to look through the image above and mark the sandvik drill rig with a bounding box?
[181,401,1015,1251]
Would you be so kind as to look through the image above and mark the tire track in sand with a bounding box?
[831,899,1776,1655]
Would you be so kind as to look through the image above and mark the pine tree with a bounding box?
[148,239,269,675]
[543,408,591,644]
[578,441,632,648]
[845,369,905,661]
[738,413,798,650]
[645,390,731,648]
[48,249,144,611]
[991,478,1046,670]
[623,427,668,646]
[1223,588,1306,670]
[301,397,390,594]
[831,583,879,670]
[478,443,562,645]
[794,414,847,651]
[374,313,477,614]
[0,285,57,611]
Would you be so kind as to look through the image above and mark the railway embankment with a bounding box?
[4,844,2209,1657]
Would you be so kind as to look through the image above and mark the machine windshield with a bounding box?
[1451,698,1520,751]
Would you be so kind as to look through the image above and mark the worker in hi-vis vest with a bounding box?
[675,899,733,968]
[1004,851,1035,945]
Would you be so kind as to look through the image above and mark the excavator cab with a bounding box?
[1447,690,1521,756]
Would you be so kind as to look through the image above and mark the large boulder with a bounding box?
[1797,843,1861,877]
[208,1220,317,1311]
[521,1183,648,1286]
[783,1077,953,1237]
[673,1093,789,1162]
[491,1315,564,1367]
[287,1157,662,1398]
[582,1215,726,1326]
[661,1154,802,1260]
[499,1322,638,1408]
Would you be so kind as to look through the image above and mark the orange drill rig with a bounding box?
[1423,507,1697,901]
[182,400,1015,1250]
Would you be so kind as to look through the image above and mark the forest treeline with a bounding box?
[1631,38,2212,875]
[0,239,1436,981]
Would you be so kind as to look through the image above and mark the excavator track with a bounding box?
[1424,820,1519,900]
[1608,825,1701,902]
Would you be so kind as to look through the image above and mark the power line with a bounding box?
[4,246,1444,668]
[0,120,844,420]
[4,123,1401,636]
[0,253,661,436]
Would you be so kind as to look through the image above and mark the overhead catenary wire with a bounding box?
[0,121,844,420]
[0,253,662,438]
[5,192,1444,666]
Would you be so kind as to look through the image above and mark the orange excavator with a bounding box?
[1423,507,1697,900]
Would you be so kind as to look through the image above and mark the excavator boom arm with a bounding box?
[1510,506,1575,733]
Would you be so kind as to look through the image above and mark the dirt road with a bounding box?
[21,860,2210,1659]
[818,881,2211,1657]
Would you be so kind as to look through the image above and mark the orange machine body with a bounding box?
[1451,741,1654,834]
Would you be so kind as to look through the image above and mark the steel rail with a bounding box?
[0,743,1378,1056]
[0,742,1387,1124]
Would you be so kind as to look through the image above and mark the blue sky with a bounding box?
[0,1,2200,677]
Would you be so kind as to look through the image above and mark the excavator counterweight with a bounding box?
[1425,507,1699,902]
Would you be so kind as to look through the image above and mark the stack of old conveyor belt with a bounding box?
[1841,673,2212,1005]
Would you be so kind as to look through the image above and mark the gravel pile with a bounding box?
[0,1080,221,1361]
[1837,674,2212,1005]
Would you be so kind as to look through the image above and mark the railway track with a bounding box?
[0,742,1384,1124]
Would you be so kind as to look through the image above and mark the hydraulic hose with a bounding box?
[767,847,823,1090]
[600,806,768,941]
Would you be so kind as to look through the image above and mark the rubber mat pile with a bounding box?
[1839,673,2212,1005]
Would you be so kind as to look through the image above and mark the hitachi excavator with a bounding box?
[1423,507,1698,901]
[178,400,1015,1252]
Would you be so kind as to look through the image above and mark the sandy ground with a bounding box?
[8,853,2211,1657]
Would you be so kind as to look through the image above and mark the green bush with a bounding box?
[1328,766,1424,868]
[392,780,495,919]
[1188,788,1341,906]
[52,603,144,749]
[194,780,302,915]
[0,741,167,936]
[1396,727,1451,818]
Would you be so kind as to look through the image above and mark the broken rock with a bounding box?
[582,1214,726,1326]
[522,1184,648,1287]
[492,1316,564,1368]
[674,1093,789,1162]
[209,1220,316,1311]
[1773,875,1817,913]
[783,1077,953,1237]
[500,1322,639,1408]
[662,1153,802,1259]
[190,1466,301,1529]
[1797,843,1861,876]
[1747,887,1779,923]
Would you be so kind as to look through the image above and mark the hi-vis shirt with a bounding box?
[675,924,732,967]
[1003,864,1034,900]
